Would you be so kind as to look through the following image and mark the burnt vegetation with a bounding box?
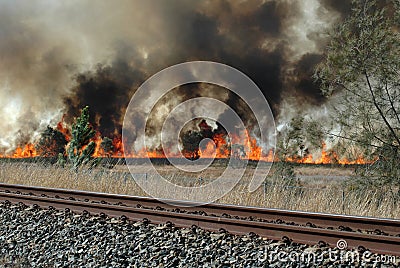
[36,126,67,157]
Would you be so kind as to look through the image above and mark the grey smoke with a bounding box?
[0,0,350,153]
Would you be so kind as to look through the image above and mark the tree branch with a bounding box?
[364,117,393,147]
[384,81,400,125]
[364,71,400,146]
[336,82,376,105]
[325,131,381,149]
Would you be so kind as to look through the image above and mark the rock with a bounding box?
[0,201,397,268]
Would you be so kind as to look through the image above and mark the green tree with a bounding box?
[36,126,68,157]
[315,0,400,186]
[274,115,325,184]
[277,115,325,161]
[67,106,97,169]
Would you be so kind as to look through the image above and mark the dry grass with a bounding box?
[294,165,355,176]
[0,162,398,219]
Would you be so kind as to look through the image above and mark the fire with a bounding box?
[112,137,124,156]
[1,143,38,158]
[199,133,229,158]
[145,149,166,158]
[244,129,261,160]
[87,128,273,161]
[0,116,370,164]
[198,140,217,158]
[285,142,370,165]
[92,131,104,157]
[56,114,71,142]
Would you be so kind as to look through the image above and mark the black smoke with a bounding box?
[63,56,146,137]
[0,0,354,151]
[62,0,330,138]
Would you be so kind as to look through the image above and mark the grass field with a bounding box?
[0,160,398,219]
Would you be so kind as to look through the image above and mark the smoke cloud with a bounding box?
[0,0,351,152]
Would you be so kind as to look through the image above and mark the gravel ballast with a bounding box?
[0,201,398,267]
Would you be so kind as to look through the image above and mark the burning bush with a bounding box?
[100,137,114,157]
[36,126,68,157]
[180,130,203,160]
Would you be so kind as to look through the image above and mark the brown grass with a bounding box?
[0,162,398,219]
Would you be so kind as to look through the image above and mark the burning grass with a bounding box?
[0,161,398,219]
[0,115,374,166]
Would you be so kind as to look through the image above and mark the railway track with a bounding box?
[0,183,399,256]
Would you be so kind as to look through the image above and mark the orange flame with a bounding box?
[56,114,71,142]
[0,115,369,164]
[285,142,370,165]
[6,143,38,158]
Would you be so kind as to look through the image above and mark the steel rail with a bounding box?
[0,190,399,256]
[0,183,399,236]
